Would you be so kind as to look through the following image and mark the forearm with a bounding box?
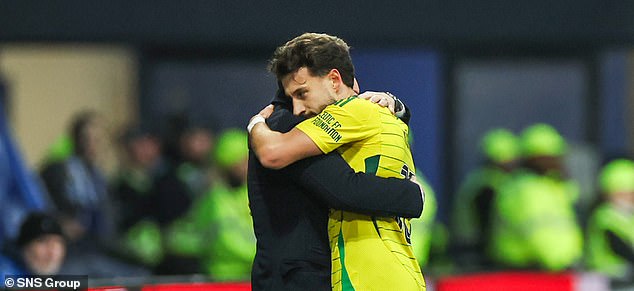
[290,153,423,218]
[248,105,324,169]
[250,122,289,169]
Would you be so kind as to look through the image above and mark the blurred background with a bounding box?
[1,1,634,290]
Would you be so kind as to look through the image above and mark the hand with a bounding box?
[358,91,396,114]
[258,104,275,118]
[248,104,274,134]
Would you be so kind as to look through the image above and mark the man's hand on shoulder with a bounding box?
[258,104,275,118]
[358,91,395,113]
[358,91,405,118]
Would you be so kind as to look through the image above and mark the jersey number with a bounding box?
[397,164,414,244]
[400,164,414,180]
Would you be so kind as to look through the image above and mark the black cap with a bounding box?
[16,213,64,247]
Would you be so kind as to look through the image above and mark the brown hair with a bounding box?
[268,32,355,88]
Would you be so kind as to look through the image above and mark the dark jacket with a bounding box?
[248,89,422,290]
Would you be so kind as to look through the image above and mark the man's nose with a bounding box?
[293,101,306,116]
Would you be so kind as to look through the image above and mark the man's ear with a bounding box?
[327,69,343,91]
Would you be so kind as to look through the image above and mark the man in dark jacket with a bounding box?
[248,86,422,290]
[1,213,66,276]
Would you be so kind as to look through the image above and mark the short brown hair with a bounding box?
[268,32,355,88]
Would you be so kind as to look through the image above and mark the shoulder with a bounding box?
[334,96,375,111]
[324,97,380,121]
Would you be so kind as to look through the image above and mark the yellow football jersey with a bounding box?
[296,96,426,291]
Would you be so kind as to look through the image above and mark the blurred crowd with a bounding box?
[443,124,634,287]
[1,110,253,282]
[0,108,633,287]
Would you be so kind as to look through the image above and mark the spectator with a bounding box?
[1,213,66,276]
[38,111,148,278]
[451,128,520,269]
[489,123,583,271]
[204,129,253,281]
[161,129,253,280]
[154,115,218,275]
[586,159,634,284]
[154,114,217,226]
[40,110,114,243]
[111,125,164,267]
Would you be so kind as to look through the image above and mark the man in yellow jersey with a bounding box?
[248,32,425,291]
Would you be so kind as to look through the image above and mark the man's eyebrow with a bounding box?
[290,87,306,97]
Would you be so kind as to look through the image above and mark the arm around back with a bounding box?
[288,153,423,218]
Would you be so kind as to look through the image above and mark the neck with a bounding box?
[334,87,356,101]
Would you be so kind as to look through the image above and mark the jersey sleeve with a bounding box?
[295,99,379,154]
